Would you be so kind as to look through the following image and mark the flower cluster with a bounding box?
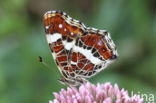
[49,82,143,103]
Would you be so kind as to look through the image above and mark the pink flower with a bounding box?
[49,82,143,103]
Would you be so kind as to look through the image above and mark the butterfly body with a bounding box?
[44,11,118,86]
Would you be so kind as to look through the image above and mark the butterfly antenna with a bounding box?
[38,56,58,74]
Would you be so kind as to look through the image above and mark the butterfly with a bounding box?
[43,11,118,86]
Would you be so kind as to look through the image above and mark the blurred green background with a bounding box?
[0,0,156,102]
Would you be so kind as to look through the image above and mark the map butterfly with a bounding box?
[43,11,118,86]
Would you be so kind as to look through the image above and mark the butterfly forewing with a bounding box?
[44,11,85,78]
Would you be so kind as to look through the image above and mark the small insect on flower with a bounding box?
[43,10,118,86]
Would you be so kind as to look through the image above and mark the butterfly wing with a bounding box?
[71,29,118,78]
[44,11,118,81]
[43,11,86,79]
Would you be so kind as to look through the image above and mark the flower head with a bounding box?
[49,82,143,103]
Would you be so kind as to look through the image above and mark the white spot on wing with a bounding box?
[73,19,79,23]
[71,61,77,65]
[63,40,75,50]
[46,33,62,43]
[45,25,50,29]
[67,16,72,20]
[51,11,56,13]
[99,30,107,32]
[63,12,67,15]
[44,11,52,16]
[71,32,74,36]
[64,28,67,31]
[73,46,102,65]
[97,40,103,46]
[44,11,56,17]
[59,24,63,28]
